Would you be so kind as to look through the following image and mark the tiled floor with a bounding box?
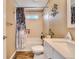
[15,51,34,59]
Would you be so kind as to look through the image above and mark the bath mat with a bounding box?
[15,51,34,59]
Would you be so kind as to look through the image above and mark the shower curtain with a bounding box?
[16,8,26,49]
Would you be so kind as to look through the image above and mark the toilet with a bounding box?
[32,45,44,59]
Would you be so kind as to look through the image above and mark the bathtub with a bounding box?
[18,37,42,51]
[44,38,75,59]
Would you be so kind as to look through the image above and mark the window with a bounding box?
[26,15,39,20]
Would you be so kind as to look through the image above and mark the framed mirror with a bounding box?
[67,0,75,28]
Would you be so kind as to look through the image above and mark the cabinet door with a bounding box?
[54,50,65,59]
[44,41,65,59]
[44,41,54,59]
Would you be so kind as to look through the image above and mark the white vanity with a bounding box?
[43,38,75,59]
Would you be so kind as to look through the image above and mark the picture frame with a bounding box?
[67,0,75,28]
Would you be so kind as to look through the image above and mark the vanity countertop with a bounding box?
[43,38,75,59]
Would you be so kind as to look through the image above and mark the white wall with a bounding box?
[23,10,44,51]
[24,11,44,38]
[43,0,75,40]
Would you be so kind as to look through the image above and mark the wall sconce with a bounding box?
[51,4,59,17]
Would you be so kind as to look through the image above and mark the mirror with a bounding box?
[67,0,75,28]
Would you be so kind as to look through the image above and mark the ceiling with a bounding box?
[16,0,48,8]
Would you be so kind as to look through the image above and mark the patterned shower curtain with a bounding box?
[16,8,26,49]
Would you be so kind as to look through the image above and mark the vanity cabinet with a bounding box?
[53,50,65,59]
[44,41,65,59]
[44,41,54,59]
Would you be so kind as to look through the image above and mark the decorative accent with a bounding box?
[51,4,59,17]
[26,29,30,34]
[48,29,54,38]
[41,32,45,39]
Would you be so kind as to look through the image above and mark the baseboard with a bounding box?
[10,51,16,59]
